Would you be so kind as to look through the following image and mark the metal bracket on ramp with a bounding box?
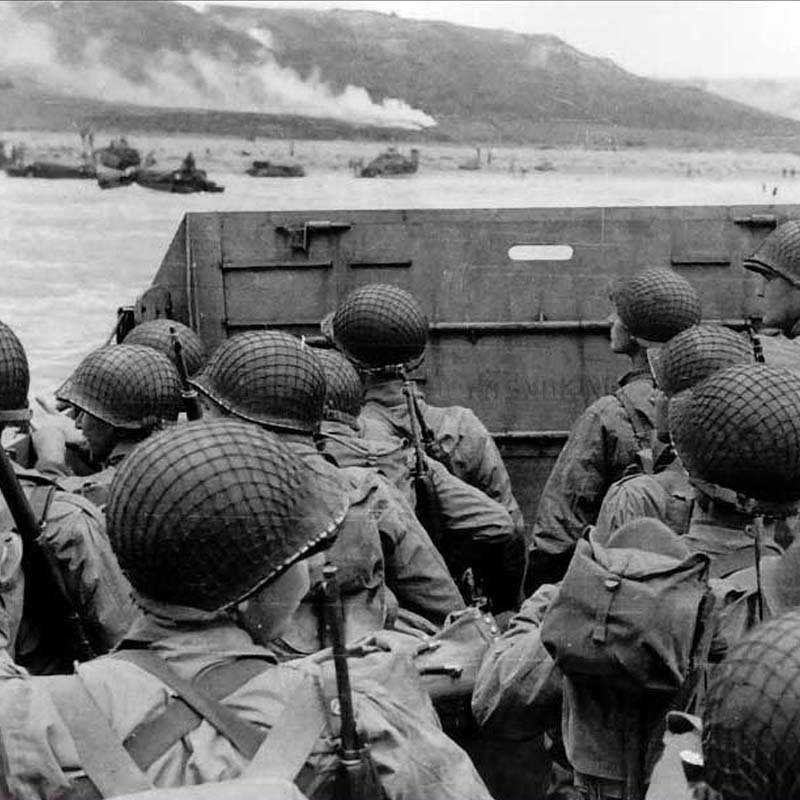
[275,220,352,253]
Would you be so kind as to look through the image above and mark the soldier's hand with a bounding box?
[33,395,87,448]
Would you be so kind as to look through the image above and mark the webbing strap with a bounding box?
[243,672,329,782]
[122,656,272,771]
[114,650,265,761]
[615,387,654,455]
[43,674,153,797]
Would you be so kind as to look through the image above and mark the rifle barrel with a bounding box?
[322,564,360,757]
[0,446,40,537]
[170,327,203,420]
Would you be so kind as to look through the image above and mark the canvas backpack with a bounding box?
[541,532,712,694]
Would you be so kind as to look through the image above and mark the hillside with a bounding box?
[691,78,800,123]
[2,0,800,147]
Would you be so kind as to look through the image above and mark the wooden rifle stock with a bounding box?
[170,327,202,420]
[322,565,380,800]
[0,444,95,662]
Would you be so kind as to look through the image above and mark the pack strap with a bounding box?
[121,655,272,771]
[114,650,265,761]
[42,673,153,797]
[615,388,654,466]
[243,671,330,782]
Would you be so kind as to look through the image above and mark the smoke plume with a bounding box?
[0,5,436,130]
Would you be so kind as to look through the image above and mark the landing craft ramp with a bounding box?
[139,204,795,525]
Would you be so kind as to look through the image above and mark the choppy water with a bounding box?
[2,167,800,403]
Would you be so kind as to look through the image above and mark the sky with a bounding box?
[183,0,800,80]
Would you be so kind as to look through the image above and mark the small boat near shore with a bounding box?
[134,167,224,193]
[246,160,305,177]
[5,161,96,179]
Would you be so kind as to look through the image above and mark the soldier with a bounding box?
[327,283,526,541]
[37,344,182,508]
[595,324,755,539]
[665,363,800,654]
[668,364,798,584]
[122,319,207,377]
[189,330,465,653]
[701,608,800,800]
[315,347,524,612]
[529,267,701,589]
[0,321,135,674]
[742,219,800,371]
[0,419,492,800]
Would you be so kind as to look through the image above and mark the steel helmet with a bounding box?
[106,419,341,611]
[331,283,428,368]
[0,320,30,423]
[314,347,364,422]
[612,268,701,343]
[669,364,800,507]
[649,324,755,397]
[744,220,800,289]
[190,331,325,433]
[56,345,182,429]
[123,319,206,377]
[703,607,800,800]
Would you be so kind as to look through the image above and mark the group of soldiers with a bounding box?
[3,221,800,799]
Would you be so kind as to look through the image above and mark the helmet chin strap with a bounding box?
[688,475,799,520]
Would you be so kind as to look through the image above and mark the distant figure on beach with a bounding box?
[774,186,779,196]
[181,151,196,174]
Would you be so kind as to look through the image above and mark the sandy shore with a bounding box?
[5,129,800,180]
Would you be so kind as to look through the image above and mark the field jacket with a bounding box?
[0,612,492,800]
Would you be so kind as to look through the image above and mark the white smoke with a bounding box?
[247,26,274,51]
[0,5,436,130]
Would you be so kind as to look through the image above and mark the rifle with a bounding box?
[170,327,202,420]
[0,440,95,663]
[400,374,444,547]
[400,374,483,603]
[322,565,382,800]
[744,315,766,364]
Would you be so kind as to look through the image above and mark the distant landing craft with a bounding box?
[246,160,306,178]
[359,147,419,177]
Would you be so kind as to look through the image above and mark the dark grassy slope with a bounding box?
[3,0,800,147]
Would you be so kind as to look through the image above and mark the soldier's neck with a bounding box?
[627,347,650,373]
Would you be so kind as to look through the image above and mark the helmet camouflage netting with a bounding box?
[612,268,701,343]
[56,344,182,429]
[669,364,800,505]
[331,283,428,368]
[703,607,800,800]
[190,331,325,432]
[314,347,364,420]
[744,220,800,287]
[106,419,341,611]
[0,320,30,419]
[123,319,206,377]
[650,324,755,397]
